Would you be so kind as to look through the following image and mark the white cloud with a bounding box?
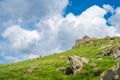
[1,3,120,63]
[36,5,120,53]
[103,4,114,13]
[0,0,69,63]
[108,7,120,31]
[25,54,39,59]
[2,25,40,52]
[4,56,20,62]
[0,0,68,25]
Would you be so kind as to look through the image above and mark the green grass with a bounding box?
[0,38,119,80]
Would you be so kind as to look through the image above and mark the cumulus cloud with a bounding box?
[1,2,120,63]
[24,54,39,59]
[0,0,68,25]
[103,4,114,13]
[4,56,20,62]
[0,0,69,63]
[36,5,119,52]
[108,7,120,31]
[2,25,40,52]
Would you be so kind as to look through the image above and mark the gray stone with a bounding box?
[90,63,97,68]
[110,36,117,40]
[93,68,102,76]
[104,36,117,40]
[60,56,66,59]
[98,45,120,58]
[83,35,91,44]
[73,35,92,47]
[74,39,84,46]
[112,46,120,58]
[24,67,38,74]
[68,56,89,74]
[98,49,112,56]
[56,67,66,72]
[94,43,98,46]
[105,36,111,40]
[99,61,120,80]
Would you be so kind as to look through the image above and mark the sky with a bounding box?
[0,0,120,63]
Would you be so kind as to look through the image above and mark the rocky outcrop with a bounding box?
[98,45,120,58]
[56,67,66,72]
[83,35,92,44]
[112,45,120,58]
[93,67,103,76]
[74,35,92,47]
[67,56,89,74]
[99,61,120,80]
[105,36,118,40]
[24,67,38,74]
[104,36,111,40]
[99,44,112,49]
[59,56,66,59]
[98,49,112,56]
[74,39,84,46]
[110,36,118,40]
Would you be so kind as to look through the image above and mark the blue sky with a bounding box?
[0,0,120,63]
[64,0,120,23]
[65,0,120,15]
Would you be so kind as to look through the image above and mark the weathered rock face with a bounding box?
[73,35,92,47]
[99,61,120,80]
[98,45,120,58]
[110,36,118,40]
[56,67,66,72]
[104,36,111,40]
[74,39,83,46]
[68,56,89,74]
[99,44,112,49]
[105,36,118,40]
[112,46,120,58]
[83,35,91,44]
[93,68,102,76]
[98,49,112,56]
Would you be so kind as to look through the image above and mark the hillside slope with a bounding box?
[0,36,120,80]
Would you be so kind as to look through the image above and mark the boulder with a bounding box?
[74,39,84,46]
[93,68,102,76]
[97,58,102,61]
[94,43,98,46]
[99,61,120,80]
[104,36,117,40]
[99,44,112,49]
[98,49,112,56]
[74,35,92,47]
[112,46,120,58]
[98,45,120,58]
[65,67,73,75]
[104,36,111,40]
[68,56,89,74]
[60,56,66,59]
[90,63,97,68]
[56,67,66,72]
[110,36,117,40]
[24,67,38,74]
[99,70,115,80]
[83,35,90,40]
[83,35,91,44]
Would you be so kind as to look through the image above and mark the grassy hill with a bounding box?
[0,37,120,80]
